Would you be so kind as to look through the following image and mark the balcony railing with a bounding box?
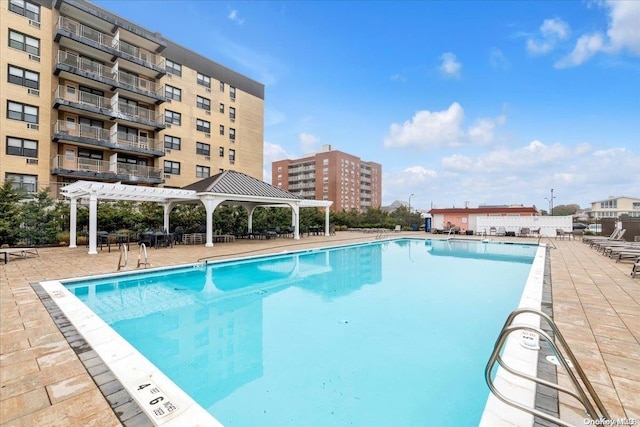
[113,131,162,152]
[56,51,114,81]
[116,102,162,125]
[119,39,165,69]
[57,16,116,50]
[54,85,111,110]
[54,120,110,142]
[114,70,160,96]
[52,155,162,179]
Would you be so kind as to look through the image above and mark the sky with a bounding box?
[95,0,640,211]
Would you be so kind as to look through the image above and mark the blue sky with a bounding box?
[95,0,640,211]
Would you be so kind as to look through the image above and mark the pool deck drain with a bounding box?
[1,232,638,425]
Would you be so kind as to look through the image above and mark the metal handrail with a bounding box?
[485,308,609,426]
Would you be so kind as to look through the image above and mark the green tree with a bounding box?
[553,204,580,216]
[18,189,58,245]
[0,181,21,246]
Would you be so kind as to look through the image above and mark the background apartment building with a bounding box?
[589,196,640,219]
[272,145,381,212]
[1,0,264,196]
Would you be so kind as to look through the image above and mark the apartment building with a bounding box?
[589,196,640,219]
[272,145,381,212]
[1,0,264,196]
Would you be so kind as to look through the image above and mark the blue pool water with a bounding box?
[66,238,538,426]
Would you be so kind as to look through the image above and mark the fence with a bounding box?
[475,216,573,237]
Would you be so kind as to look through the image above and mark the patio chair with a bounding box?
[394,225,401,232]
[496,226,506,236]
[632,257,640,279]
[518,227,530,237]
[489,226,497,236]
[329,224,336,236]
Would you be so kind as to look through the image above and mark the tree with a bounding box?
[0,181,21,246]
[18,189,58,245]
[553,204,580,216]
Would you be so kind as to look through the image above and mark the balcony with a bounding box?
[54,51,115,87]
[113,70,164,103]
[55,16,164,77]
[115,101,165,130]
[52,120,164,156]
[53,85,112,118]
[52,155,163,184]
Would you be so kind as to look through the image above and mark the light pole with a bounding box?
[408,193,414,213]
[545,188,555,216]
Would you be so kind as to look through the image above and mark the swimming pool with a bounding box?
[44,238,544,426]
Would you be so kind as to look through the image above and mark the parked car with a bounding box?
[586,224,602,234]
[572,223,588,230]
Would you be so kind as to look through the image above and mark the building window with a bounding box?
[165,59,182,76]
[229,149,235,163]
[8,65,39,89]
[7,101,38,123]
[9,30,39,55]
[164,110,181,125]
[219,103,224,113]
[9,0,40,21]
[601,200,618,209]
[164,160,180,175]
[220,82,225,92]
[196,165,210,178]
[219,147,224,157]
[633,203,640,210]
[77,148,103,160]
[323,159,329,165]
[323,177,329,183]
[165,85,181,101]
[323,167,329,175]
[5,173,37,193]
[164,135,181,150]
[219,125,224,135]
[196,142,210,156]
[197,72,211,88]
[197,96,210,111]
[229,86,236,99]
[196,119,210,133]
[229,128,236,140]
[6,137,37,157]
[277,166,282,172]
[229,107,236,120]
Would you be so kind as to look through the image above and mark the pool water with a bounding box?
[67,238,538,426]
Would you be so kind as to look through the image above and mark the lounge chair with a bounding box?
[0,247,39,264]
[394,225,401,232]
[583,229,619,244]
[496,226,506,236]
[588,229,626,248]
[632,257,640,278]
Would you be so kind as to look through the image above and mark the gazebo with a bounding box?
[60,171,333,254]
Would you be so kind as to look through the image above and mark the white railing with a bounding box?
[52,155,162,179]
[113,131,161,152]
[56,51,113,81]
[114,70,160,95]
[58,16,116,50]
[54,85,110,109]
[54,120,110,142]
[118,39,164,69]
[116,102,162,124]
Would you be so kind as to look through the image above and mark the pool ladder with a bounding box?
[485,308,609,426]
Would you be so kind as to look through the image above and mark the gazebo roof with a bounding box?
[183,170,300,199]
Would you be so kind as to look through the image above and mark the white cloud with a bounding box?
[300,132,320,154]
[390,73,407,82]
[468,114,506,144]
[526,18,570,55]
[606,0,640,55]
[489,48,510,69]
[228,10,245,25]
[439,52,462,79]
[384,103,465,149]
[262,142,291,183]
[555,33,605,68]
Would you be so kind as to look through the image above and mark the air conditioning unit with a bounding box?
[165,123,172,128]
[28,88,40,96]
[29,19,41,29]
[26,158,38,165]
[229,160,235,164]
[205,87,211,93]
[204,156,210,160]
[230,118,235,123]
[27,123,39,130]
[164,174,171,179]
[166,98,172,103]
[165,149,171,153]
[230,97,236,102]
[230,138,235,143]
[204,133,210,138]
[205,110,211,115]
[29,54,40,63]
[166,73,172,78]
[139,79,148,89]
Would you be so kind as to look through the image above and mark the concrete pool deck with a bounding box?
[1,232,638,426]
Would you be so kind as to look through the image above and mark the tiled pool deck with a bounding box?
[1,232,638,426]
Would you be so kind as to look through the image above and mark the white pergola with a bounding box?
[60,174,333,255]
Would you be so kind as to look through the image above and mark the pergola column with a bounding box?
[324,206,330,236]
[292,204,300,240]
[88,191,98,255]
[201,196,223,247]
[69,197,77,248]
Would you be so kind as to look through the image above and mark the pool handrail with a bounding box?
[485,308,609,426]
